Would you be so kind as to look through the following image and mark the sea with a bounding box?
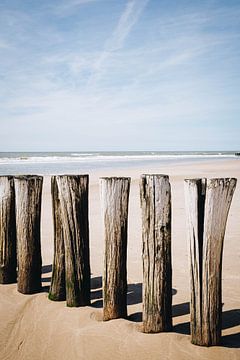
[0,151,238,175]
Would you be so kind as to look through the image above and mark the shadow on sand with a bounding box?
[91,276,177,324]
[41,264,52,292]
[91,278,145,309]
[91,277,146,309]
[173,305,240,348]
[42,271,240,348]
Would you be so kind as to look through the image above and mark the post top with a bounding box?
[14,175,43,180]
[53,174,89,178]
[99,176,131,184]
[207,177,237,182]
[184,178,206,183]
[100,177,131,181]
[141,174,169,178]
[184,177,236,183]
[0,175,14,179]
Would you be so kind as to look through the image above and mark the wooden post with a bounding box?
[184,177,237,346]
[100,177,130,321]
[140,174,172,333]
[48,177,66,301]
[14,175,43,294]
[0,176,17,284]
[184,178,205,344]
[56,175,90,307]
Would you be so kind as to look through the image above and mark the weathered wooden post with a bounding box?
[48,177,66,301]
[140,174,172,333]
[0,176,17,284]
[100,177,130,321]
[56,175,90,307]
[184,177,237,346]
[14,175,43,294]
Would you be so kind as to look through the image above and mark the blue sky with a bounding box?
[0,0,240,151]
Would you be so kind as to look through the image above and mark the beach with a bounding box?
[0,158,239,360]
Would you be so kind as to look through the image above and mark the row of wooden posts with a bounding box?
[0,175,237,347]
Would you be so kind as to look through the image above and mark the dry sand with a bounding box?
[0,159,239,360]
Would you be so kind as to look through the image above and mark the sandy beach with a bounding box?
[0,159,239,360]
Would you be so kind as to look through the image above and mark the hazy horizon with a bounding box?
[0,150,239,155]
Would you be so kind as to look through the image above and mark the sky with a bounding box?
[0,0,240,151]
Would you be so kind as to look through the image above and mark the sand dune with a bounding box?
[0,159,239,360]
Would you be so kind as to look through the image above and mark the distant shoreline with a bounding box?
[0,155,238,176]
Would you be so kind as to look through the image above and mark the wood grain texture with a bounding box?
[48,176,66,301]
[185,177,237,346]
[100,177,130,321]
[0,176,17,284]
[56,175,90,307]
[140,174,172,333]
[184,178,206,344]
[202,178,237,346]
[14,175,43,294]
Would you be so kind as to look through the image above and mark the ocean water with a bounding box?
[0,151,237,175]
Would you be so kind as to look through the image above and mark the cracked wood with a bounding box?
[184,177,237,346]
[14,175,43,294]
[100,177,130,321]
[140,174,172,333]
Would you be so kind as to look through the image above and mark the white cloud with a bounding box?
[52,0,102,16]
[0,1,239,150]
[87,0,149,86]
[0,40,11,49]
